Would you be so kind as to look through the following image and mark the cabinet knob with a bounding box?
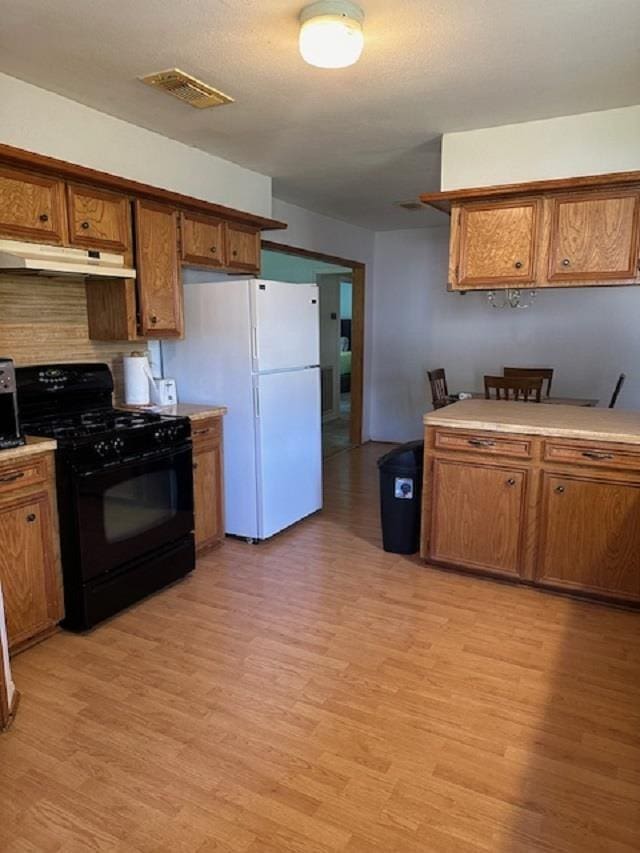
[26,513,37,523]
[514,260,523,269]
[506,478,517,487]
[39,213,49,222]
[80,221,90,230]
[562,258,571,267]
[555,485,565,494]
[150,314,158,325]
[232,249,238,257]
[192,462,198,470]
[210,245,217,253]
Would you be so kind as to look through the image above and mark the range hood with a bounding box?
[0,239,136,279]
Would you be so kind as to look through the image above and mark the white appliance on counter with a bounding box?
[162,279,322,540]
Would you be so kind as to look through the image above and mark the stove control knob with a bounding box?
[154,429,163,443]
[95,441,109,457]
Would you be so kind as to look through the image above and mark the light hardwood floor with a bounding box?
[2,443,640,852]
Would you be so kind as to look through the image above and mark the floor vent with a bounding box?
[139,68,234,109]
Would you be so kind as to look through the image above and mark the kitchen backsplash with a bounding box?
[0,276,138,400]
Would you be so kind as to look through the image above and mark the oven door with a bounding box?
[73,445,194,582]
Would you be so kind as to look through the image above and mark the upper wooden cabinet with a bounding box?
[135,201,183,338]
[0,166,66,244]
[226,222,261,272]
[547,192,640,283]
[421,172,640,290]
[452,200,540,288]
[0,142,286,341]
[67,184,131,253]
[180,211,226,268]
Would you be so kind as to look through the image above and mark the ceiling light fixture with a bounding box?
[299,0,365,69]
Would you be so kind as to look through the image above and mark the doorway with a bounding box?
[261,243,365,458]
[316,272,352,457]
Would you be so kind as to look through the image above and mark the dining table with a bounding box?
[450,393,599,408]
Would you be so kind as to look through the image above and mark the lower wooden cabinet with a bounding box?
[422,427,640,605]
[430,459,526,577]
[191,416,225,552]
[537,472,640,602]
[0,451,63,652]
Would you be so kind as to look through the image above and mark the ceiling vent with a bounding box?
[395,199,425,211]
[139,68,234,109]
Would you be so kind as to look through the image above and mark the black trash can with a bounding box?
[377,440,424,554]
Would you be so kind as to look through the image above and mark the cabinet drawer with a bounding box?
[67,184,131,252]
[0,457,48,496]
[181,212,226,268]
[433,430,532,459]
[544,440,640,472]
[191,417,221,449]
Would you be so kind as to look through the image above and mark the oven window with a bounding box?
[103,469,178,543]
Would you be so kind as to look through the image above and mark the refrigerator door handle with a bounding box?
[251,326,258,362]
[253,385,260,418]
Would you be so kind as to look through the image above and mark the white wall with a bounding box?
[0,72,271,216]
[261,249,349,282]
[370,227,639,443]
[441,104,640,190]
[270,199,376,439]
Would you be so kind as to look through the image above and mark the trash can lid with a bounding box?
[377,440,424,471]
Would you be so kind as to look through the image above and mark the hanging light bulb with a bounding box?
[299,0,365,69]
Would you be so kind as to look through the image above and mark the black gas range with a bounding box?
[16,363,195,631]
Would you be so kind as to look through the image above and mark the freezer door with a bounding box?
[255,367,322,539]
[251,280,320,372]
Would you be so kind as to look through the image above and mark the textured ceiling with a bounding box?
[0,0,638,230]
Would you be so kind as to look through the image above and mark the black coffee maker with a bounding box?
[0,358,24,449]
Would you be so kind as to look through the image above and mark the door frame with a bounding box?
[262,240,365,447]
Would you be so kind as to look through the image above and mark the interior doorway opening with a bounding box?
[261,244,365,459]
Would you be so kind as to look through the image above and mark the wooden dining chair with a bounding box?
[609,373,626,408]
[503,367,554,397]
[484,375,543,402]
[427,368,451,410]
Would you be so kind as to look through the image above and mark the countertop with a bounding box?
[424,400,640,445]
[0,435,57,462]
[121,403,227,421]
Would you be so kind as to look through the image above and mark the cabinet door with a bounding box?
[537,473,640,601]
[0,166,66,243]
[225,223,260,272]
[548,192,640,283]
[453,200,540,289]
[193,420,224,551]
[429,459,526,576]
[67,184,131,252]
[135,200,183,338]
[0,492,59,649]
[181,212,226,268]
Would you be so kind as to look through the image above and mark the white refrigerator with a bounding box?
[162,279,322,541]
